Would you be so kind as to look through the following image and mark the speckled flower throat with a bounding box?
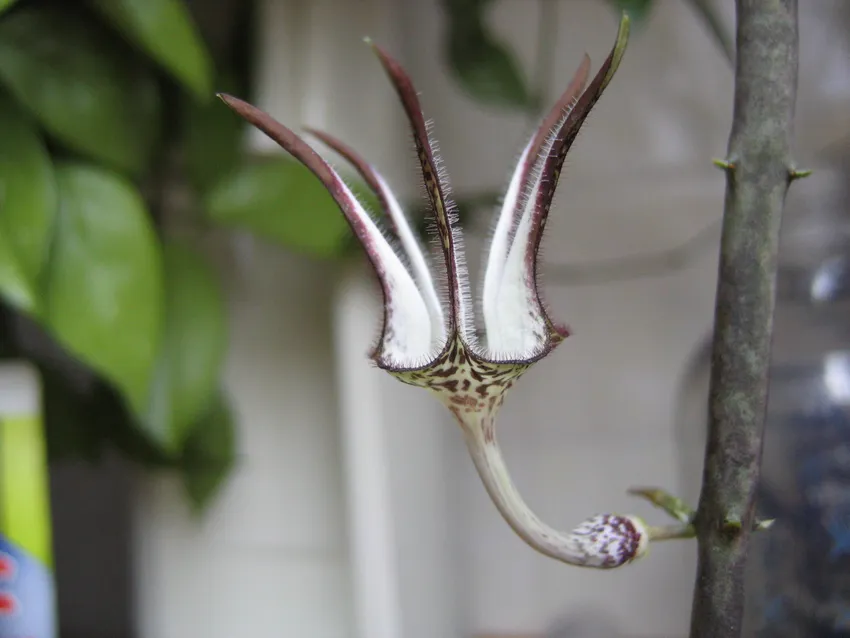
[219,14,698,569]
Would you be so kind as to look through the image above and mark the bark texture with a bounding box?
[689,1,799,637]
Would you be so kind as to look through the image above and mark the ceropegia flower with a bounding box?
[219,15,679,569]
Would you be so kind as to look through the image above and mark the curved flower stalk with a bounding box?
[219,14,697,569]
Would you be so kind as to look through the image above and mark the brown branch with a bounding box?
[689,2,800,637]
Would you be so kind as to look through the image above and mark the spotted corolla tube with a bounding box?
[219,15,682,569]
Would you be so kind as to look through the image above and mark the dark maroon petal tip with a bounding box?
[525,23,630,335]
[505,55,591,249]
[530,19,630,250]
[303,127,400,235]
[218,93,402,342]
[367,41,464,332]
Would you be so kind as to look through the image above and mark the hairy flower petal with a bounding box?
[488,18,629,361]
[367,40,475,345]
[522,16,631,322]
[217,94,434,366]
[305,128,446,349]
[483,57,589,359]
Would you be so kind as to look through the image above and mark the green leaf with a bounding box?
[445,22,533,110]
[44,164,163,415]
[0,0,19,17]
[0,7,162,175]
[88,0,213,101]
[608,0,654,22]
[441,0,496,28]
[41,361,172,467]
[0,99,57,315]
[145,241,227,452]
[180,391,236,512]
[0,234,34,312]
[205,157,378,258]
[182,72,244,194]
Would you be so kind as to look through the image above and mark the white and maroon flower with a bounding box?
[220,15,671,569]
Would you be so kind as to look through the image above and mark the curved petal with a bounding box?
[482,55,589,356]
[217,94,434,368]
[527,14,631,285]
[490,14,630,360]
[305,128,446,348]
[367,40,475,344]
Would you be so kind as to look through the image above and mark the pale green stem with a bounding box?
[459,412,769,564]
[460,411,650,569]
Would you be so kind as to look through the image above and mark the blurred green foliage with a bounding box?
[207,158,381,258]
[88,0,214,101]
[0,0,19,18]
[0,0,240,511]
[440,0,734,112]
[145,241,228,454]
[607,0,654,22]
[439,0,657,111]
[0,7,162,174]
[45,163,164,416]
[441,0,535,110]
[0,99,54,314]
[0,0,379,511]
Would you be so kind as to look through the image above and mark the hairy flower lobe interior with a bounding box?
[219,21,626,378]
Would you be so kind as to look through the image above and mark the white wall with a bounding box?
[333,265,463,638]
[134,236,354,638]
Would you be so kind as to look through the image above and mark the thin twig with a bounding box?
[689,2,800,637]
[629,486,695,523]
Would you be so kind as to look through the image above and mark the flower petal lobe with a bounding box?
[218,94,434,366]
